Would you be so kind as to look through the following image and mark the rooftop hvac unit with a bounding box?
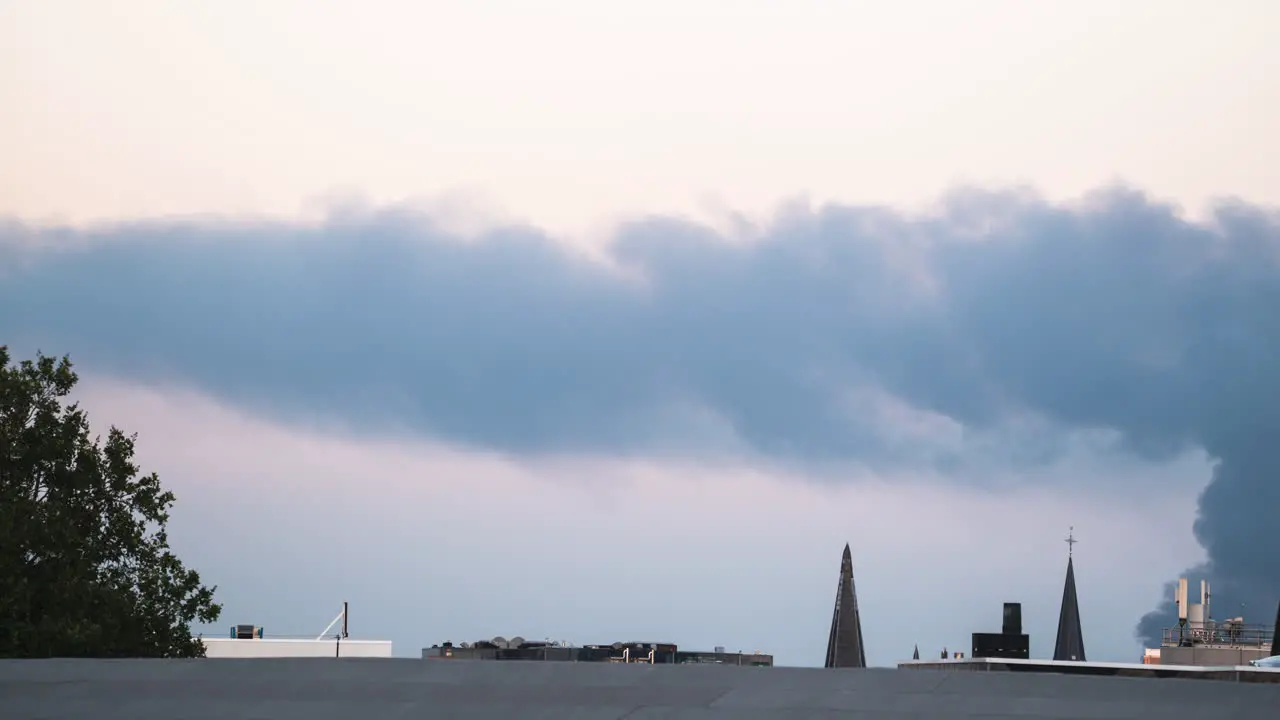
[232,625,264,639]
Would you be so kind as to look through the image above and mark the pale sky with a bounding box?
[3,0,1278,667]
[3,0,1277,236]
[73,376,1207,667]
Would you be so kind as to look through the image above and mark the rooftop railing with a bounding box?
[1162,622,1274,649]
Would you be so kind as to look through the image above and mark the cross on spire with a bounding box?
[1054,529,1086,661]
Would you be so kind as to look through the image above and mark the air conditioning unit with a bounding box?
[232,625,264,639]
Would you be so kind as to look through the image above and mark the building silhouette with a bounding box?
[1052,532,1086,662]
[972,602,1030,659]
[824,543,867,668]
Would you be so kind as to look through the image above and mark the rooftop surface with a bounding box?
[4,657,1280,719]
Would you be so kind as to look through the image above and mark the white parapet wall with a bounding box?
[201,638,393,658]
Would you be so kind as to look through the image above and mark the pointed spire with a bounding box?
[824,542,867,668]
[912,644,920,661]
[1270,600,1279,657]
[1053,530,1086,662]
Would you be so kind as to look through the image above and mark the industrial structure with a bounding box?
[824,542,867,668]
[1145,578,1276,667]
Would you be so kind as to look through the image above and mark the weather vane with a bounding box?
[1065,526,1077,557]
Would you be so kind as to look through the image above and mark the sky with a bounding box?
[2,0,1278,666]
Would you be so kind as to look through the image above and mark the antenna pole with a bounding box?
[342,601,349,638]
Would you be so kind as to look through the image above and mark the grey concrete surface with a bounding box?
[2,657,1278,719]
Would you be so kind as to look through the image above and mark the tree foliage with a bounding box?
[0,346,221,658]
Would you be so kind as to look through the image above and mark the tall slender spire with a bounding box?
[912,644,920,661]
[824,543,867,668]
[1053,528,1086,662]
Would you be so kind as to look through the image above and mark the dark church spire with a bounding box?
[824,543,867,668]
[912,644,920,661]
[1053,527,1086,662]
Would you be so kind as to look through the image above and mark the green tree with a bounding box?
[0,346,221,658]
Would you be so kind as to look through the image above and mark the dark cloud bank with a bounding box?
[2,185,1279,646]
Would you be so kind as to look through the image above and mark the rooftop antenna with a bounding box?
[1065,526,1077,558]
[1176,578,1189,645]
[1201,580,1211,623]
[316,601,350,640]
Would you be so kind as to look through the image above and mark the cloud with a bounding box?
[3,183,1279,646]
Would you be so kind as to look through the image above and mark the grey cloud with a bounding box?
[2,184,1278,647]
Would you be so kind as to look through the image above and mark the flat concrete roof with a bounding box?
[4,657,1280,719]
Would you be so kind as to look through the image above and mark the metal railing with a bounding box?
[1162,623,1274,649]
[608,647,656,664]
